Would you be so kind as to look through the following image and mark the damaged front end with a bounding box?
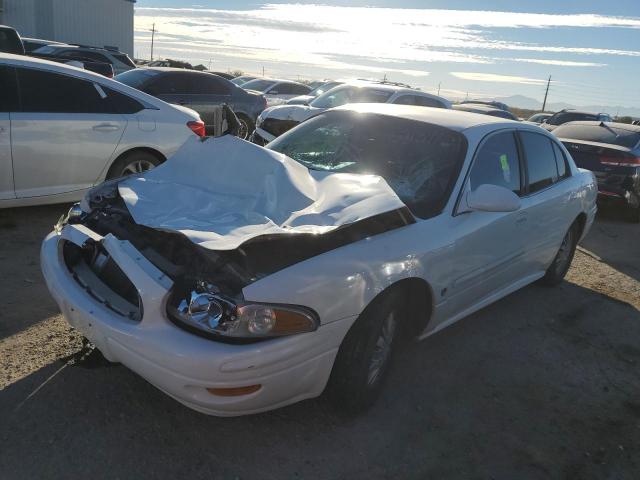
[58,183,411,341]
[56,135,414,341]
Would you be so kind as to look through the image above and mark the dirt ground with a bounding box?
[0,204,639,480]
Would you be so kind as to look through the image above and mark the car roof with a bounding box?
[555,109,606,116]
[331,103,519,131]
[0,52,177,111]
[555,120,640,133]
[138,67,230,76]
[454,103,503,113]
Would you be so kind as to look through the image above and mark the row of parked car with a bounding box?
[1,42,639,222]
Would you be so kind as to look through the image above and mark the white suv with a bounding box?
[0,53,205,208]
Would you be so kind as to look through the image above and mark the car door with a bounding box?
[181,73,233,127]
[516,130,573,271]
[0,65,18,200]
[444,130,532,317]
[11,66,126,198]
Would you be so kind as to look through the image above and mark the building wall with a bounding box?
[1,0,134,55]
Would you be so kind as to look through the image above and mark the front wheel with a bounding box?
[326,295,401,413]
[540,223,578,286]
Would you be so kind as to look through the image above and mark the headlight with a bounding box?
[167,285,318,341]
[55,203,85,232]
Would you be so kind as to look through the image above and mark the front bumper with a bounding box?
[41,225,352,416]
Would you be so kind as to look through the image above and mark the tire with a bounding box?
[540,222,579,286]
[106,150,162,180]
[326,293,401,413]
[236,114,254,140]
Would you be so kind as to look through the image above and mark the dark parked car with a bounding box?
[554,121,640,222]
[453,103,519,120]
[32,44,136,75]
[541,109,612,132]
[0,25,25,55]
[115,68,267,138]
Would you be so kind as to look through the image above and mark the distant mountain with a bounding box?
[477,95,640,118]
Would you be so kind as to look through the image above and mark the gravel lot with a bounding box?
[1,204,639,479]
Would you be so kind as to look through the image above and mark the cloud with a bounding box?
[450,72,547,85]
[511,58,606,67]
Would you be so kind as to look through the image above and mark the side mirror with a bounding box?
[465,184,521,212]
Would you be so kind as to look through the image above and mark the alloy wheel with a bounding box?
[120,159,156,176]
[367,311,397,386]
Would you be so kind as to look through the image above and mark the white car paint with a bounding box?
[41,104,597,416]
[254,82,452,143]
[0,53,202,208]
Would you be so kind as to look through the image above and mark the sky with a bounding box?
[134,1,640,112]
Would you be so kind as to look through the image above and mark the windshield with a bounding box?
[309,81,342,97]
[553,124,640,149]
[268,111,467,218]
[115,69,160,88]
[32,45,59,55]
[548,112,598,125]
[113,53,136,68]
[231,76,255,86]
[310,85,393,109]
[241,79,276,92]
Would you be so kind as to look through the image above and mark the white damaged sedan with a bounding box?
[41,104,597,416]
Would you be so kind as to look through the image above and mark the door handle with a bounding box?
[92,123,120,132]
[0,126,5,133]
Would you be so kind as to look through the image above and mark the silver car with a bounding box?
[0,53,204,208]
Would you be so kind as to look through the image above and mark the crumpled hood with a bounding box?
[117,135,407,251]
[262,104,321,123]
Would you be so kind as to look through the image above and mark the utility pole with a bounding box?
[542,75,552,112]
[437,82,441,96]
[208,58,212,70]
[262,66,265,76]
[150,23,156,61]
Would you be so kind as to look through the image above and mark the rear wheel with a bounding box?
[540,223,578,286]
[236,115,254,140]
[106,151,162,180]
[326,294,401,413]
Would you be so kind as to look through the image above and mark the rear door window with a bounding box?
[16,67,111,113]
[0,66,19,112]
[520,131,559,193]
[469,131,522,195]
[189,74,232,95]
[146,74,191,95]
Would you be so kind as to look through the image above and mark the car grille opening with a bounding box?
[62,240,142,321]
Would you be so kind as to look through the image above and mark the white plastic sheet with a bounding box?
[118,135,405,250]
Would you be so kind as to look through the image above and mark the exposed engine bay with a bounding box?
[66,182,413,297]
